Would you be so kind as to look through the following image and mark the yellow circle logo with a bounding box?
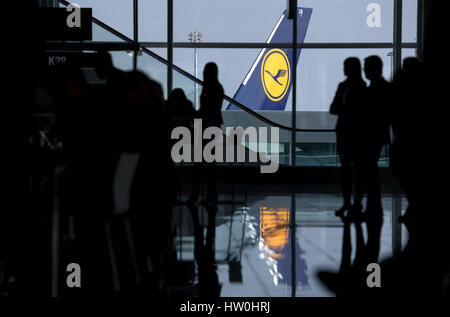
[261,49,291,102]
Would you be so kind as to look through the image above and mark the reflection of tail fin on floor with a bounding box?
[227,8,312,111]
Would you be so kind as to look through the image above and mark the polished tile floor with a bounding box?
[173,192,409,297]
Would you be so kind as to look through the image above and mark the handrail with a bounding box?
[56,0,335,133]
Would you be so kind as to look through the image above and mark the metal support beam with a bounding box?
[291,6,297,168]
[393,0,403,75]
[38,0,58,7]
[133,0,138,71]
[44,42,139,51]
[167,0,173,97]
[290,2,297,298]
[291,192,296,297]
[417,0,424,61]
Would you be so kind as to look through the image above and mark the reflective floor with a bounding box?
[173,192,408,297]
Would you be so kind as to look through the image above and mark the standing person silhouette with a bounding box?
[330,57,367,217]
[360,55,391,218]
[391,57,424,226]
[188,63,224,206]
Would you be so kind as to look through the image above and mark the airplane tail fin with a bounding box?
[227,8,312,111]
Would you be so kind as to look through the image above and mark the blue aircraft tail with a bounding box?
[227,8,312,111]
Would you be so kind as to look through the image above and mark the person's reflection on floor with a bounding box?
[318,217,359,296]
[365,216,383,265]
[187,203,221,297]
[319,214,383,297]
[352,219,367,270]
[337,217,352,277]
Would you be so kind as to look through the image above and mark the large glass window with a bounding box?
[75,0,133,39]
[402,48,417,60]
[174,0,286,43]
[173,48,260,103]
[402,0,418,42]
[45,1,422,299]
[90,22,126,42]
[137,51,168,98]
[173,48,393,122]
[296,49,393,112]
[300,0,394,43]
[110,51,134,72]
[173,0,394,43]
[139,0,167,42]
[58,0,420,166]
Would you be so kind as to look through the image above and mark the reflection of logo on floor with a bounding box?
[261,49,290,101]
[259,206,290,259]
[257,205,310,289]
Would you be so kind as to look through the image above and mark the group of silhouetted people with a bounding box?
[1,33,225,295]
[60,55,223,296]
[331,55,390,224]
[324,0,450,294]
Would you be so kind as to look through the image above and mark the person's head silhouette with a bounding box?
[203,62,219,84]
[402,57,423,76]
[364,55,383,82]
[125,71,152,105]
[343,57,362,80]
[168,88,186,104]
[95,50,114,79]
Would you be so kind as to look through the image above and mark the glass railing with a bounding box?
[90,22,126,42]
[223,100,289,167]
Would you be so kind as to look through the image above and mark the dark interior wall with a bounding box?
[37,0,59,7]
[423,0,449,66]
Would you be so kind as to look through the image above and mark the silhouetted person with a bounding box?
[53,66,89,156]
[167,88,195,131]
[384,55,447,295]
[199,63,224,128]
[391,58,424,226]
[123,72,174,295]
[95,51,126,86]
[330,57,366,217]
[321,57,389,296]
[364,0,450,297]
[188,63,224,206]
[359,55,391,218]
[2,1,44,295]
[61,54,127,294]
[391,0,450,296]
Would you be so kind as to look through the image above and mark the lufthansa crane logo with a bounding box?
[261,49,291,102]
